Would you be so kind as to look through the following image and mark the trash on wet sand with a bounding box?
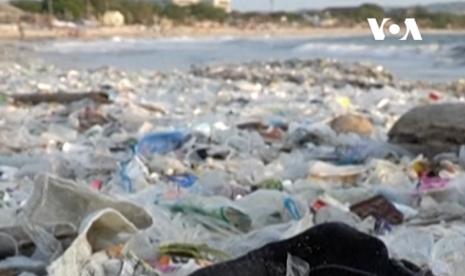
[1,58,464,275]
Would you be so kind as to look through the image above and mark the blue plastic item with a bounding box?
[118,160,134,193]
[335,145,369,165]
[136,131,190,158]
[283,197,302,220]
[169,174,198,188]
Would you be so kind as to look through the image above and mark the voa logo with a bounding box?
[367,18,422,41]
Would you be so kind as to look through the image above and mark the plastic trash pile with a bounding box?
[1,59,465,275]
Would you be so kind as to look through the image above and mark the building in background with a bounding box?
[203,0,231,12]
[169,0,195,6]
[167,0,231,12]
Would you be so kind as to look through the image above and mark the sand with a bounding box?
[0,22,463,41]
[0,23,372,41]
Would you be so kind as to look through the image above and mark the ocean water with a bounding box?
[34,33,465,82]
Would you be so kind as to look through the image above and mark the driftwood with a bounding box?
[10,91,111,105]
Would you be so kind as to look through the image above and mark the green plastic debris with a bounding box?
[256,179,283,191]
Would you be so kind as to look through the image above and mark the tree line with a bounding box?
[10,0,227,24]
[325,4,465,29]
[9,1,465,29]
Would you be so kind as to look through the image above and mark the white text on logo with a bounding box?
[367,18,422,41]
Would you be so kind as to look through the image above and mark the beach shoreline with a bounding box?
[0,23,464,41]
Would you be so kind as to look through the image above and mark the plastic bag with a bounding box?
[18,217,64,261]
[335,141,409,165]
[118,156,150,193]
[195,170,232,197]
[128,204,214,253]
[0,166,18,181]
[313,206,361,229]
[432,235,465,276]
[22,174,152,231]
[286,254,310,276]
[48,209,143,276]
[0,256,45,275]
[235,190,306,229]
[0,232,18,258]
[365,159,415,190]
[382,228,434,266]
[222,213,314,258]
[160,195,252,233]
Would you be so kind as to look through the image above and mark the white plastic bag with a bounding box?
[432,235,465,276]
[48,209,140,276]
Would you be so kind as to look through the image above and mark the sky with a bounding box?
[233,0,465,11]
